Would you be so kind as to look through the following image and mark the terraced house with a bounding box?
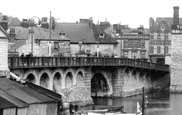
[53,17,118,57]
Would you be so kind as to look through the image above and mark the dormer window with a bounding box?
[99,33,104,38]
[59,32,66,37]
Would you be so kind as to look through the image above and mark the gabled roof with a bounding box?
[150,19,171,34]
[0,77,57,105]
[54,22,117,44]
[8,39,26,52]
[156,17,182,26]
[9,26,69,40]
[26,82,62,101]
[92,24,117,44]
[0,96,17,109]
[54,23,95,43]
[0,26,10,39]
[8,17,21,26]
[0,89,28,108]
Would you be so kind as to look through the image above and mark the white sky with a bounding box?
[1,0,182,28]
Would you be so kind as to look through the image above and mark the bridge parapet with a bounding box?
[8,57,169,72]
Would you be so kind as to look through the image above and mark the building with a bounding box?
[0,25,9,75]
[117,33,150,59]
[7,26,70,57]
[0,77,62,115]
[149,7,182,64]
[54,17,118,57]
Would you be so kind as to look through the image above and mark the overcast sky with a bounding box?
[1,0,182,28]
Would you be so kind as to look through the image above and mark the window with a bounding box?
[157,35,161,39]
[54,42,59,50]
[154,46,157,53]
[168,46,171,53]
[132,51,137,58]
[141,40,145,48]
[123,51,128,58]
[99,34,104,38]
[123,40,128,48]
[157,46,161,54]
[59,32,66,37]
[165,46,168,54]
[140,51,146,58]
[150,46,154,53]
[161,46,164,53]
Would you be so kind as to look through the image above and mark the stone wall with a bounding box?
[170,35,182,92]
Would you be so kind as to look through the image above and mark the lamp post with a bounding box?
[160,25,166,64]
[78,42,82,53]
[30,16,40,56]
[96,42,99,57]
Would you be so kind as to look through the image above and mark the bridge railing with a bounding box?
[8,57,169,71]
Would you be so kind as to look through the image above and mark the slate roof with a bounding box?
[8,26,69,52]
[150,19,171,34]
[156,17,182,26]
[92,24,117,44]
[54,23,117,44]
[0,26,10,39]
[0,77,57,105]
[9,26,69,40]
[54,23,95,43]
[8,17,21,26]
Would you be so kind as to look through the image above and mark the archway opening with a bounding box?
[26,73,36,83]
[65,72,73,88]
[132,70,137,78]
[40,73,50,88]
[91,73,108,96]
[53,72,62,93]
[77,72,84,87]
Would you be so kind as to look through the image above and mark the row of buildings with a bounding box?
[1,7,180,64]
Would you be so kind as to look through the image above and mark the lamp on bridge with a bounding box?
[78,42,82,53]
[30,16,41,56]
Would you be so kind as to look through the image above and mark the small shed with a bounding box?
[0,77,62,115]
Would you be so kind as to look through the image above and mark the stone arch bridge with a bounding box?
[8,57,169,103]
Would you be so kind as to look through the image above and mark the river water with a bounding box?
[87,91,182,115]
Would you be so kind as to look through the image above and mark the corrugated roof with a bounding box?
[26,82,62,101]
[0,78,56,104]
[0,96,17,109]
[54,23,96,43]
[0,89,28,108]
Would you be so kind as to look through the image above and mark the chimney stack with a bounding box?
[0,15,8,30]
[41,17,49,29]
[173,6,179,25]
[21,19,29,28]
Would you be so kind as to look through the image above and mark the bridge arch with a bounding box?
[40,72,50,89]
[53,72,62,93]
[76,71,85,87]
[26,73,36,83]
[65,72,73,88]
[91,72,110,96]
[23,70,38,84]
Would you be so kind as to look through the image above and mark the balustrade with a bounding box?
[8,57,169,72]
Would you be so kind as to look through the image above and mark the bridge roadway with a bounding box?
[8,56,169,72]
